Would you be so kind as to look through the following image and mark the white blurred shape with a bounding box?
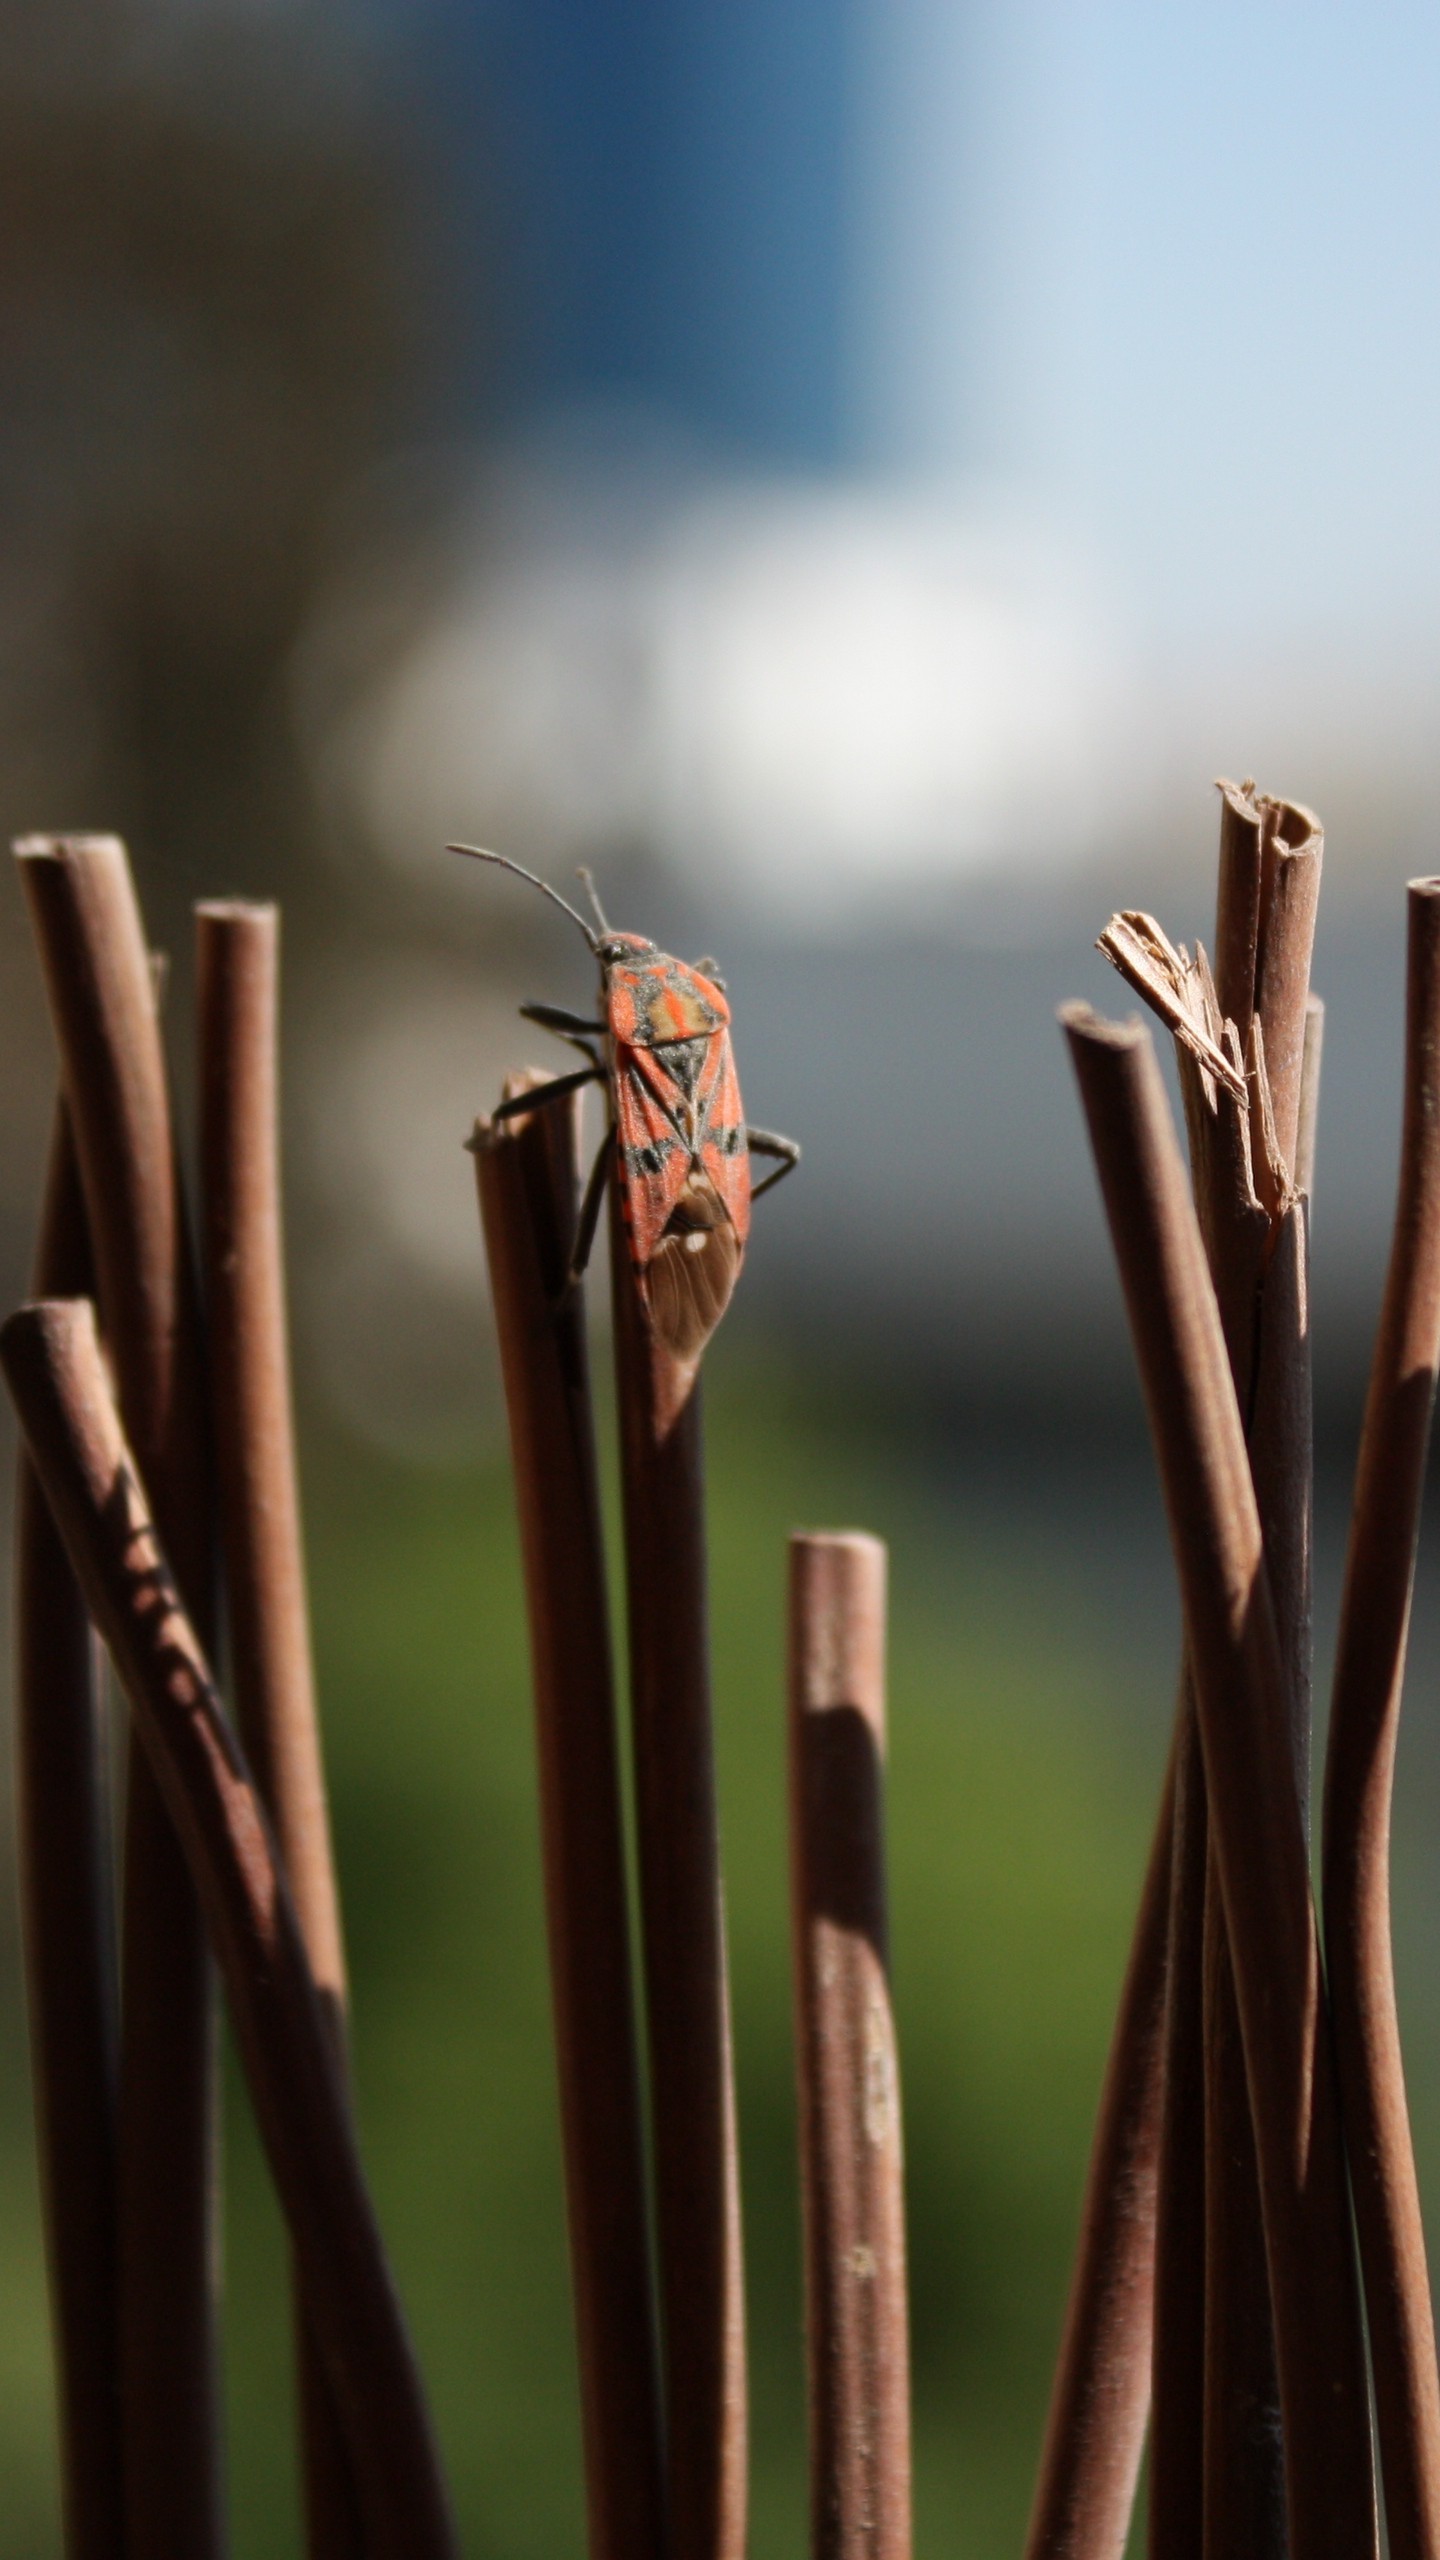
[335,463,1133,919]
[650,487,1126,912]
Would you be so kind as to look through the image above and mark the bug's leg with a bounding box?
[519,1000,606,1058]
[562,1131,614,1294]
[746,1125,801,1200]
[690,956,728,991]
[491,1063,602,1124]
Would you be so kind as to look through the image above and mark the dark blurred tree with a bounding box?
[0,0,467,942]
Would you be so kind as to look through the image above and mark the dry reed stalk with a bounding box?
[1321,878,1440,2560]
[1101,786,1321,2553]
[1145,1698,1206,2560]
[15,832,223,2557]
[195,900,360,2560]
[1021,1738,1171,2560]
[1063,1005,1375,2560]
[1202,787,1320,2558]
[14,1103,123,2560]
[787,1533,910,2560]
[1,1299,458,2560]
[609,1183,747,2560]
[472,1075,666,2560]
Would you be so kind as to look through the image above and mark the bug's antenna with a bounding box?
[447,844,598,949]
[576,866,610,936]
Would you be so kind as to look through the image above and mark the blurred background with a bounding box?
[3,1,1440,2550]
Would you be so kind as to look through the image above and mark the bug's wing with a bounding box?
[613,1047,694,1266]
[697,1033,752,1247]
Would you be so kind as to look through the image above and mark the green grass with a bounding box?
[0,1358,1166,2555]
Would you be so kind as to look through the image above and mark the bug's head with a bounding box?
[596,931,657,966]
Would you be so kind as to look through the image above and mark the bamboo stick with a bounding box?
[1,1298,458,2560]
[472,1076,666,2560]
[1062,1005,1375,2560]
[195,900,360,2560]
[15,832,223,2557]
[609,1182,747,2560]
[1321,877,1440,2560]
[14,1104,123,2560]
[788,1533,909,2560]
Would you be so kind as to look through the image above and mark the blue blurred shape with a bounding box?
[418,0,851,461]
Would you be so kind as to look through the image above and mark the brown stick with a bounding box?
[14,1106,123,2560]
[15,832,223,2557]
[1199,1878,1284,2559]
[1250,791,1324,1184]
[788,1533,910,2560]
[2,1299,458,2560]
[1199,1207,1309,2560]
[1022,1738,1170,2560]
[473,1080,666,2560]
[1321,878,1440,2560]
[195,900,361,2560]
[1104,799,1320,2553]
[1145,1698,1205,2560]
[609,1183,747,2560]
[1062,1005,1375,2560]
[1206,793,1319,2560]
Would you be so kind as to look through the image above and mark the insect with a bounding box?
[452,845,800,1361]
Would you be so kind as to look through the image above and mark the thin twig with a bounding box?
[473,1076,666,2560]
[1205,785,1320,2559]
[1145,1696,1205,2560]
[1,1299,458,2560]
[195,900,360,2560]
[14,1103,123,2560]
[1321,878,1440,2560]
[15,832,223,2557]
[609,1180,748,2560]
[788,1532,910,2560]
[1022,1736,1171,2560]
[1063,1005,1375,2560]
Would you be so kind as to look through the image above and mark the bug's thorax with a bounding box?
[600,942,731,1054]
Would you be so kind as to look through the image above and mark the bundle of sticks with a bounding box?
[1027,781,1440,2560]
[6,831,918,2560]
[5,836,454,2558]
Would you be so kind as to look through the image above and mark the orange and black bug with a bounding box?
[452,845,800,1360]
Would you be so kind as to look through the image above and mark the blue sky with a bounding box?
[426,0,1440,654]
[853,3,1440,653]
